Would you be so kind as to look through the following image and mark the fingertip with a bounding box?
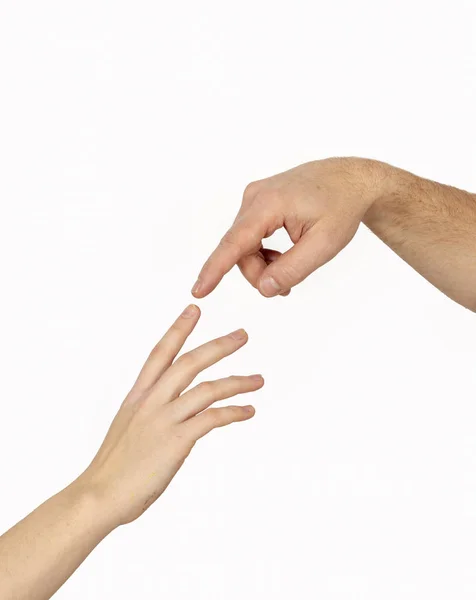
[249,374,264,387]
[181,303,201,319]
[243,405,255,418]
[258,275,282,298]
[229,328,248,342]
[191,278,205,298]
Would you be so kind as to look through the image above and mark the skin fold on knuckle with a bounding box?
[175,352,194,371]
[219,230,241,250]
[211,336,233,354]
[206,378,238,399]
[148,343,165,361]
[215,377,239,396]
[196,380,214,395]
[169,319,187,333]
[230,376,252,392]
[206,409,224,428]
[224,406,242,422]
[272,260,302,288]
[226,226,262,253]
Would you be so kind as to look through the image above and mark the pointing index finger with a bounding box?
[191,214,266,298]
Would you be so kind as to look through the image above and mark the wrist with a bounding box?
[326,157,401,216]
[362,160,415,227]
[67,475,119,537]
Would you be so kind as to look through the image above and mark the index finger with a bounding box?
[191,212,267,298]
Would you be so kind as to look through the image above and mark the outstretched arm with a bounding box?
[193,158,476,311]
[0,305,263,600]
[364,165,476,311]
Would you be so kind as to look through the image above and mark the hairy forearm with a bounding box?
[0,479,113,600]
[364,163,476,311]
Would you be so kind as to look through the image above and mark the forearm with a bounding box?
[0,306,259,599]
[0,478,113,600]
[364,163,476,311]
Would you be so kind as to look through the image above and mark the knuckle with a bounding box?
[197,380,213,394]
[175,352,193,369]
[219,229,240,249]
[209,337,228,353]
[231,376,247,389]
[243,181,260,200]
[150,336,168,354]
[148,344,161,360]
[167,323,183,337]
[170,318,185,332]
[225,407,242,422]
[207,409,223,427]
[228,228,260,252]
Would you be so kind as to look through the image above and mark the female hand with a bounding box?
[80,304,263,527]
[0,305,262,600]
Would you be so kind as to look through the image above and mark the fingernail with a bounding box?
[229,328,247,340]
[250,374,264,382]
[181,304,198,318]
[260,276,281,297]
[244,405,255,414]
[191,279,202,296]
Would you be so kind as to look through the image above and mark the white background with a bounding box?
[0,1,475,598]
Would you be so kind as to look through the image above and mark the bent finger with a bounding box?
[237,251,267,289]
[151,329,249,401]
[258,226,335,297]
[238,249,290,296]
[261,249,291,296]
[172,375,264,421]
[183,405,256,440]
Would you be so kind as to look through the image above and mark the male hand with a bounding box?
[192,157,391,298]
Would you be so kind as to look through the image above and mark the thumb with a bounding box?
[258,227,334,297]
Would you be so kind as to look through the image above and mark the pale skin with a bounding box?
[0,304,263,600]
[2,157,475,599]
[193,157,476,312]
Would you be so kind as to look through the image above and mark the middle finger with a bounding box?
[149,328,249,402]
